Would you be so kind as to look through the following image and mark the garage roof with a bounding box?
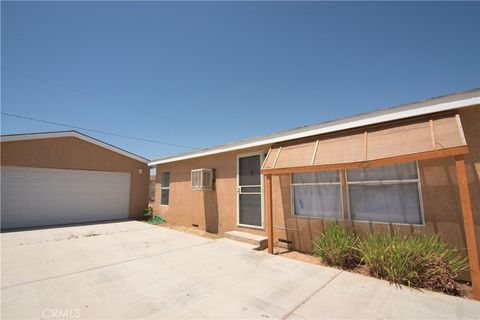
[149,88,480,166]
[0,131,149,164]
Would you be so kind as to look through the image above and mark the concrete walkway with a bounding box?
[1,220,479,319]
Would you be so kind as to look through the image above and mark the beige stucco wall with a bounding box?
[153,106,479,279]
[1,136,150,218]
[153,146,269,236]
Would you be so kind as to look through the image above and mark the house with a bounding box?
[1,131,150,229]
[149,88,480,295]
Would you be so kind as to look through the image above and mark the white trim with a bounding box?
[160,171,170,206]
[149,89,480,166]
[1,131,149,164]
[236,152,265,229]
[291,181,342,186]
[347,179,420,184]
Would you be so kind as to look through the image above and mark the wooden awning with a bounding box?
[261,113,468,174]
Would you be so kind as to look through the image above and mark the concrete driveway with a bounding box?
[1,221,479,319]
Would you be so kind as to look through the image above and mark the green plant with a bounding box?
[357,231,468,294]
[312,222,360,269]
[143,207,165,225]
[146,215,165,225]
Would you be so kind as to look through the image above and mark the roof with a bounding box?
[149,88,480,166]
[1,130,150,164]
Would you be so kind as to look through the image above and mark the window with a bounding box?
[160,172,170,205]
[291,170,343,219]
[347,162,422,224]
[191,169,213,190]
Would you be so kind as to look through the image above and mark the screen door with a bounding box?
[237,154,263,227]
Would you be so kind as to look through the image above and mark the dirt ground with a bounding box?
[268,246,474,300]
[157,222,221,240]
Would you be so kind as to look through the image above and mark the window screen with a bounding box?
[291,170,342,219]
[161,172,170,205]
[239,155,260,186]
[347,162,422,224]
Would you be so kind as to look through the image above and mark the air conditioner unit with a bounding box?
[191,168,214,191]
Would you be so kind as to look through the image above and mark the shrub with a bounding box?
[312,222,360,269]
[357,231,468,294]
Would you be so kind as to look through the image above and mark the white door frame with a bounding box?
[236,152,265,229]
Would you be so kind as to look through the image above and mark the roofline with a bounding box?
[1,130,150,164]
[149,88,480,166]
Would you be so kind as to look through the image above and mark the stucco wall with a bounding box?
[1,137,150,218]
[153,146,269,236]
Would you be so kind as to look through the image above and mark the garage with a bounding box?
[1,131,150,230]
[1,166,131,229]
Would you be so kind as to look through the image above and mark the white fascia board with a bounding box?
[1,131,150,164]
[149,89,480,166]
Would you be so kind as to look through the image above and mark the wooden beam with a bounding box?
[261,145,468,175]
[456,114,467,145]
[455,155,480,300]
[311,140,319,165]
[364,131,368,160]
[429,119,437,150]
[261,148,272,170]
[272,147,282,168]
[265,174,274,254]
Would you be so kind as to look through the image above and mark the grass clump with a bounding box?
[144,207,165,225]
[146,215,165,225]
[357,231,468,295]
[312,222,360,269]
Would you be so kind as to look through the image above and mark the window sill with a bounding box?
[291,214,344,221]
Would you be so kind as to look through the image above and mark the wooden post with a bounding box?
[455,155,480,300]
[265,174,274,254]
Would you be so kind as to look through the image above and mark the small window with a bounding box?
[347,162,422,224]
[160,172,170,205]
[191,169,213,190]
[291,170,343,219]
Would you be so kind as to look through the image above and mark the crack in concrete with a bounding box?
[281,270,343,320]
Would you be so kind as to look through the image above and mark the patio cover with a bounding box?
[262,113,468,174]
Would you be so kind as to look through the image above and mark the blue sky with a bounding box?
[2,1,479,160]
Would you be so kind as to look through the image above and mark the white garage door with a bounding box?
[1,166,131,229]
